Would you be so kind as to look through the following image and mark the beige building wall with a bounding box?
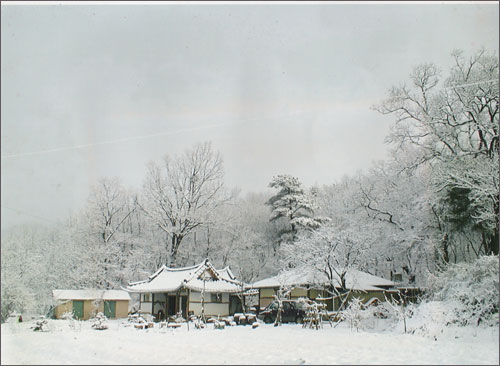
[347,290,386,304]
[290,288,307,299]
[115,300,129,318]
[54,301,73,319]
[54,299,129,320]
[259,288,275,308]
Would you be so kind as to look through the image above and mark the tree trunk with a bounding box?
[486,230,499,256]
[442,233,450,264]
[170,234,184,266]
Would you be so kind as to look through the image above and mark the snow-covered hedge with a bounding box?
[427,255,499,327]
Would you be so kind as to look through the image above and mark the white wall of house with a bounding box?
[189,291,230,317]
[141,302,152,313]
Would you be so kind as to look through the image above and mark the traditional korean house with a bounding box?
[125,259,243,320]
[52,289,130,320]
[251,268,395,311]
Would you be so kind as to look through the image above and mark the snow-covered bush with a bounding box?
[32,316,49,332]
[428,255,499,327]
[61,311,79,331]
[91,312,108,330]
[381,297,415,333]
[342,298,375,332]
[403,301,454,339]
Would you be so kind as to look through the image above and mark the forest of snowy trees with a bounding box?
[2,49,498,322]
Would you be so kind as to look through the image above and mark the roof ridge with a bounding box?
[163,263,202,272]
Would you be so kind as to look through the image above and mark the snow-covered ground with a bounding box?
[1,318,498,365]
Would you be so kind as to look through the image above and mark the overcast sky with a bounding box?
[1,2,498,229]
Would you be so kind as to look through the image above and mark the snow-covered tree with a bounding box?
[356,160,438,284]
[0,223,79,320]
[141,142,232,266]
[267,174,328,244]
[282,222,371,308]
[71,177,151,289]
[375,48,499,261]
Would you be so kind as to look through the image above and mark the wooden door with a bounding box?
[104,301,116,318]
[72,300,84,319]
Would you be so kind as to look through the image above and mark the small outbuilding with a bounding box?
[52,289,131,320]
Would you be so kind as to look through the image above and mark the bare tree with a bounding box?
[80,177,141,289]
[141,142,231,266]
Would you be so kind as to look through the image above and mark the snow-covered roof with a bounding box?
[52,289,131,301]
[125,259,242,294]
[218,267,236,281]
[250,268,394,292]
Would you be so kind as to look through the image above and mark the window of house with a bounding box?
[141,293,151,302]
[211,293,222,303]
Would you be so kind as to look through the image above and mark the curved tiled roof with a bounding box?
[125,259,242,293]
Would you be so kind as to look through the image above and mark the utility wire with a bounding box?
[1,122,229,159]
[2,78,497,160]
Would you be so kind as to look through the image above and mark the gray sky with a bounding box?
[1,2,498,228]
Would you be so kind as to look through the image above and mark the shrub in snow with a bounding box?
[381,297,415,334]
[403,301,453,339]
[91,312,108,330]
[32,316,49,332]
[214,320,225,330]
[342,298,387,332]
[342,298,365,332]
[428,255,499,327]
[62,311,81,331]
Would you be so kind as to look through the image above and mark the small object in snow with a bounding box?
[214,321,225,330]
[287,358,305,365]
[32,316,48,332]
[252,322,259,329]
[239,315,247,326]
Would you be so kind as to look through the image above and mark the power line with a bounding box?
[1,122,229,159]
[2,78,497,160]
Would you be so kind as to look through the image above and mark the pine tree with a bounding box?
[266,175,328,243]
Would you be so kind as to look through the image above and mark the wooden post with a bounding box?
[152,293,155,320]
[201,278,206,323]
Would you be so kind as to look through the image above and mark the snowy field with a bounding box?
[1,318,498,365]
